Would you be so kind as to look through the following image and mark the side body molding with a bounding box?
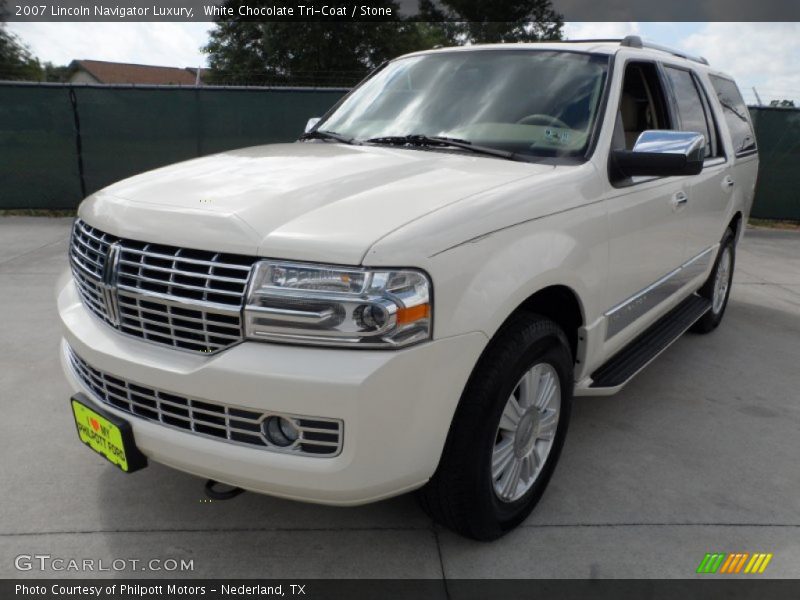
[604,245,716,339]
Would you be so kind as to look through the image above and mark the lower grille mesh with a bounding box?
[67,345,343,456]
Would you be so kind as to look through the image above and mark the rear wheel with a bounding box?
[691,227,736,334]
[418,315,573,540]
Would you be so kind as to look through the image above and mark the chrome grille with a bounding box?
[70,219,118,278]
[69,219,257,353]
[67,345,343,456]
[70,220,119,326]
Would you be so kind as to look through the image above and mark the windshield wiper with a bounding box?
[298,129,356,145]
[365,134,520,161]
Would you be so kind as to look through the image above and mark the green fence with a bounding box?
[749,106,800,221]
[1,83,798,219]
[0,82,347,209]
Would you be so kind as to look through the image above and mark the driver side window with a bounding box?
[613,62,672,150]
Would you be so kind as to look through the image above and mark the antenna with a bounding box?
[752,87,763,107]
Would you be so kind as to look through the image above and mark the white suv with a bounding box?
[59,37,758,540]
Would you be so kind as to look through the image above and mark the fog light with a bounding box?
[263,416,300,447]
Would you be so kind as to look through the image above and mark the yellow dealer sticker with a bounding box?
[71,397,146,473]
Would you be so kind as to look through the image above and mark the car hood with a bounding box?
[81,142,553,265]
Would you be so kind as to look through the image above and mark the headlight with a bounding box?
[244,261,432,348]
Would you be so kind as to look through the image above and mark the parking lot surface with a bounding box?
[1,217,798,580]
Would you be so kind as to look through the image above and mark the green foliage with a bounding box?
[204,0,562,86]
[419,0,563,43]
[768,99,796,108]
[41,62,72,83]
[0,24,42,81]
[204,0,445,85]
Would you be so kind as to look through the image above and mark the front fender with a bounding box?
[427,202,607,343]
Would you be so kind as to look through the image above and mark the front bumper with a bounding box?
[58,277,487,505]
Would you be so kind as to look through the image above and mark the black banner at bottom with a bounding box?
[5,579,800,600]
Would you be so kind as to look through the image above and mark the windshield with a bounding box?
[318,50,610,159]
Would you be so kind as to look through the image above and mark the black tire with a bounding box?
[691,227,736,334]
[418,314,573,540]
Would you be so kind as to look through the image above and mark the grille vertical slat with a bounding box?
[69,219,257,354]
[67,346,343,456]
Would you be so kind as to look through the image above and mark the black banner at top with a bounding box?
[2,0,800,22]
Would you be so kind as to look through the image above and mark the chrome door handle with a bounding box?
[723,176,735,188]
[672,191,688,208]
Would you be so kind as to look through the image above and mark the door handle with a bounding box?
[672,191,688,209]
[723,175,735,189]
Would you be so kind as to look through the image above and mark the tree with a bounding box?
[41,61,71,82]
[0,23,41,81]
[204,1,447,86]
[204,0,563,86]
[418,0,563,44]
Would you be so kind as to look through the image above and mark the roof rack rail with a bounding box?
[620,35,643,48]
[620,35,709,65]
[553,39,625,44]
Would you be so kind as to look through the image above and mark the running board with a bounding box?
[589,295,712,389]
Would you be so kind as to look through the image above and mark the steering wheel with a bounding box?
[516,114,570,129]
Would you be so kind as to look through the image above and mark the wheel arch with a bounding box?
[729,210,744,243]
[497,284,585,363]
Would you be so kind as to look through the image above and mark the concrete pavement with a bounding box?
[1,217,798,579]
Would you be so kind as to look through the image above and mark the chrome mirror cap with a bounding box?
[611,130,706,180]
[304,118,321,133]
[633,130,705,162]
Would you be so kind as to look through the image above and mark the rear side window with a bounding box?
[664,67,714,157]
[709,75,757,156]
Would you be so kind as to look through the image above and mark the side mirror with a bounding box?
[305,118,321,133]
[611,130,705,179]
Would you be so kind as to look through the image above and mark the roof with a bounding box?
[408,39,715,71]
[69,60,207,85]
[405,42,618,59]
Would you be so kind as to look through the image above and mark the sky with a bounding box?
[6,21,800,104]
[563,22,800,104]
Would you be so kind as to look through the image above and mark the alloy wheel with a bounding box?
[712,246,732,314]
[491,362,561,503]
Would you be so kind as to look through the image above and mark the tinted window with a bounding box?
[665,67,713,157]
[709,75,757,156]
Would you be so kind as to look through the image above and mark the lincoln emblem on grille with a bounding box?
[101,242,122,326]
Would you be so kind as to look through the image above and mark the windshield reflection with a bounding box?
[318,50,610,159]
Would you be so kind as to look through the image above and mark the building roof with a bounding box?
[69,60,207,85]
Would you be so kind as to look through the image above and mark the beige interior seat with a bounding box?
[620,92,642,148]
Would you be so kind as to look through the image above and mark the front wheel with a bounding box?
[691,227,736,334]
[418,315,573,540]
